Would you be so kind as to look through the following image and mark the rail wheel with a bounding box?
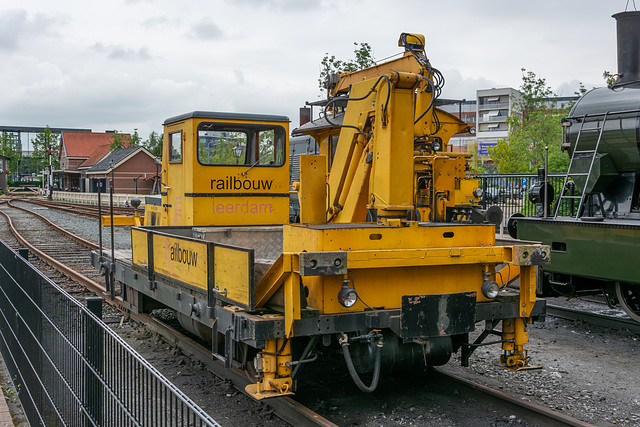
[239,343,259,383]
[615,282,640,322]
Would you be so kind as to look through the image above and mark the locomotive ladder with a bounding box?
[553,112,609,219]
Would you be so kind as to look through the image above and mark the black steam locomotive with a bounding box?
[509,11,640,322]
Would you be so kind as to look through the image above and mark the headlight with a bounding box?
[431,139,442,151]
[481,280,500,299]
[338,282,358,308]
[473,188,484,199]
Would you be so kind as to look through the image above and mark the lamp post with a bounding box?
[233,144,243,165]
[154,156,161,194]
[109,160,115,193]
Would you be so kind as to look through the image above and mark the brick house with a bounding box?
[59,131,128,191]
[84,146,158,194]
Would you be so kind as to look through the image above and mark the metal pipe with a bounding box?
[109,180,115,301]
[97,180,103,259]
[543,146,549,218]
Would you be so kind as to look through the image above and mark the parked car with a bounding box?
[482,187,507,204]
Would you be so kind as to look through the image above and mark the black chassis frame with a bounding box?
[93,250,546,352]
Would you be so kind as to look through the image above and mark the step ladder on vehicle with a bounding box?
[554,112,608,219]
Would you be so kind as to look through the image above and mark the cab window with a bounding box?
[169,131,182,163]
[197,123,285,167]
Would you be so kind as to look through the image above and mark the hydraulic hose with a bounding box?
[340,335,383,393]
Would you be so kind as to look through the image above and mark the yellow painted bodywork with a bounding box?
[144,203,164,226]
[102,214,143,227]
[297,155,327,224]
[214,245,252,307]
[303,54,478,225]
[127,33,548,399]
[245,338,294,400]
[149,233,208,291]
[280,224,520,315]
[160,114,290,227]
[131,228,149,267]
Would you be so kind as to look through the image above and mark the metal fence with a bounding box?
[0,239,220,427]
[477,173,568,232]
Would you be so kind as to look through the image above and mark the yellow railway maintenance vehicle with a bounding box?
[94,33,549,399]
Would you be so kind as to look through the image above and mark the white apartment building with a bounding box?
[475,88,521,159]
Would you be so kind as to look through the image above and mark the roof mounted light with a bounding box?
[398,33,425,52]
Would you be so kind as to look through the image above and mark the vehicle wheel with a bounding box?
[616,282,640,322]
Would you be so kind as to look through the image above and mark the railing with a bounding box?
[477,173,568,232]
[0,239,220,426]
[7,186,40,196]
[477,102,510,110]
[52,191,147,208]
[478,115,508,123]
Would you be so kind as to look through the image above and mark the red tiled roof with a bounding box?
[60,131,130,158]
[78,144,111,169]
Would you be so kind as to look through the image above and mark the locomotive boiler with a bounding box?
[509,11,640,322]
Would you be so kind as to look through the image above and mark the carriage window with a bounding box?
[169,131,182,163]
[198,131,248,165]
[197,123,286,167]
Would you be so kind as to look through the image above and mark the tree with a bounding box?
[0,132,20,178]
[319,42,376,90]
[32,126,60,172]
[143,131,163,157]
[110,130,134,150]
[200,134,238,165]
[131,129,141,146]
[489,69,571,173]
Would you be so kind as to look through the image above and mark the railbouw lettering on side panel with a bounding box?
[211,176,274,191]
[154,235,208,291]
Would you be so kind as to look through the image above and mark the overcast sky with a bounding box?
[0,0,633,139]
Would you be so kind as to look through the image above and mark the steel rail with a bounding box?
[547,304,640,334]
[7,199,99,250]
[138,313,338,427]
[0,207,122,310]
[0,203,335,427]
[434,369,596,427]
[17,197,142,218]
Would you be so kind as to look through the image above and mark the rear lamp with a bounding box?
[338,281,358,308]
[481,280,500,299]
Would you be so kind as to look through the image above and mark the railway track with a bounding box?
[546,304,640,334]
[0,200,334,426]
[0,199,598,426]
[15,197,143,219]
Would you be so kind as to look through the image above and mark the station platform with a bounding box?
[0,355,16,426]
[0,390,13,426]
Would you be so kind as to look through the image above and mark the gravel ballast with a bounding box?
[6,201,640,426]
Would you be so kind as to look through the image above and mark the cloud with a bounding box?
[92,43,152,60]
[0,9,58,52]
[142,16,170,29]
[234,70,245,85]
[188,17,223,40]
[238,0,320,12]
[439,68,501,100]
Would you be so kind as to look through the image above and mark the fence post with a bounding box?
[85,297,103,426]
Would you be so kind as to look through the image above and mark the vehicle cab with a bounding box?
[146,111,290,226]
